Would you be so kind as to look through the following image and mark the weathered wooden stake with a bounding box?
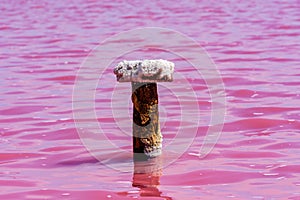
[114,59,174,160]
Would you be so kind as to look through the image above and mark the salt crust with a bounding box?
[114,59,174,82]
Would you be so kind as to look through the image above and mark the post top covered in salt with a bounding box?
[114,59,174,82]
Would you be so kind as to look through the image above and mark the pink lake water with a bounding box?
[1,0,300,199]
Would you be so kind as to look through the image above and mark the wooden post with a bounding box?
[132,82,162,160]
[114,59,174,160]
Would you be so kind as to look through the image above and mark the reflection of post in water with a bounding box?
[132,156,173,199]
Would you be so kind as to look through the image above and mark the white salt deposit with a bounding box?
[114,59,174,82]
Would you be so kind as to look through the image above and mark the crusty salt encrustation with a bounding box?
[114,59,174,82]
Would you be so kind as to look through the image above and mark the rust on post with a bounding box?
[132,82,162,160]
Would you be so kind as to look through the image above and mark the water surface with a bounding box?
[1,0,300,199]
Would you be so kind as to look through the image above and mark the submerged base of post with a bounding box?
[132,82,162,160]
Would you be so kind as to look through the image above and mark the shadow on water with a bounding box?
[57,158,99,166]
